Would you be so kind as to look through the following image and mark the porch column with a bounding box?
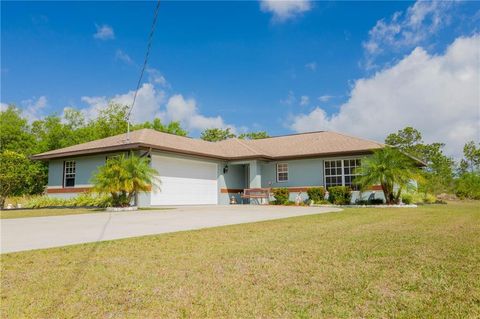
[249,160,262,188]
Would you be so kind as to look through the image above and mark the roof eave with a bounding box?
[30,143,144,160]
[268,149,380,161]
[31,144,386,162]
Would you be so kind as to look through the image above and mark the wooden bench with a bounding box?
[241,188,271,204]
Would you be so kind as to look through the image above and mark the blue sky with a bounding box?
[1,1,479,157]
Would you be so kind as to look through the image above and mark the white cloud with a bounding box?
[81,83,165,123]
[115,49,133,64]
[80,80,234,133]
[281,90,296,105]
[146,68,169,88]
[305,61,317,71]
[363,1,455,69]
[290,35,480,158]
[318,95,333,103]
[300,95,309,106]
[94,24,115,40]
[0,102,8,111]
[165,94,234,132]
[21,96,48,122]
[260,0,311,22]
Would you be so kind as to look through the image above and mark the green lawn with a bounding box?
[0,207,172,219]
[2,202,479,318]
[0,207,102,219]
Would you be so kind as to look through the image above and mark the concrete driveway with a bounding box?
[1,205,341,254]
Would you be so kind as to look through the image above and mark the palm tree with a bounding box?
[92,153,158,207]
[122,154,159,204]
[355,148,421,204]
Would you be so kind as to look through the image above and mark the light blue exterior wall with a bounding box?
[48,153,126,187]
[218,163,246,205]
[260,158,324,188]
[258,155,385,203]
[46,150,385,206]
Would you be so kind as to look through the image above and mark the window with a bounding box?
[64,160,76,187]
[343,159,361,190]
[324,160,343,187]
[324,159,361,190]
[276,163,288,182]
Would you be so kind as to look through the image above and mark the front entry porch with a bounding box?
[221,160,267,204]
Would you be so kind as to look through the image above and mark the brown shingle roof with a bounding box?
[32,129,384,160]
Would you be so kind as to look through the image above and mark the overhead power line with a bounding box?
[126,0,161,141]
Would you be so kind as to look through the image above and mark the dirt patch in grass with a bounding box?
[1,201,479,318]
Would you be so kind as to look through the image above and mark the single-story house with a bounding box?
[32,129,388,206]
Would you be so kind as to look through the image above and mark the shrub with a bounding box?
[328,186,352,205]
[401,193,413,204]
[272,188,289,205]
[24,193,111,208]
[24,196,67,208]
[369,198,384,205]
[66,193,112,208]
[356,198,384,205]
[307,187,326,203]
[423,193,436,204]
[455,173,480,200]
[411,192,425,204]
[402,192,437,205]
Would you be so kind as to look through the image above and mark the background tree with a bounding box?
[90,103,129,139]
[0,151,45,207]
[238,131,269,140]
[31,115,76,153]
[458,141,480,174]
[385,127,423,159]
[385,127,454,194]
[0,103,188,200]
[455,141,480,199]
[135,118,188,136]
[0,106,36,155]
[200,128,236,142]
[355,148,420,204]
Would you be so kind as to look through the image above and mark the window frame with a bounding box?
[324,158,361,190]
[63,160,76,188]
[276,163,289,183]
[342,159,361,190]
[324,159,343,188]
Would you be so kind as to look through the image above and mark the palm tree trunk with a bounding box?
[395,186,403,204]
[0,196,5,209]
[381,182,392,204]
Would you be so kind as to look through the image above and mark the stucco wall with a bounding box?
[46,151,381,206]
[218,163,246,205]
[48,154,108,187]
[260,158,324,188]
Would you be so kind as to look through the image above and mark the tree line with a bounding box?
[0,103,479,207]
[0,103,268,206]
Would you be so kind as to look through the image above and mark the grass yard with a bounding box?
[0,208,102,219]
[0,207,172,219]
[1,202,479,318]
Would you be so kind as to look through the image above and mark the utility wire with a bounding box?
[126,0,161,140]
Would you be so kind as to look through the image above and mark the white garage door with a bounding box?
[151,155,218,205]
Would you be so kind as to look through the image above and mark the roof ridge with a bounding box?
[231,138,263,156]
[326,130,384,147]
[249,130,326,140]
[137,128,197,140]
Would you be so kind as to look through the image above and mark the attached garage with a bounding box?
[150,154,218,205]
